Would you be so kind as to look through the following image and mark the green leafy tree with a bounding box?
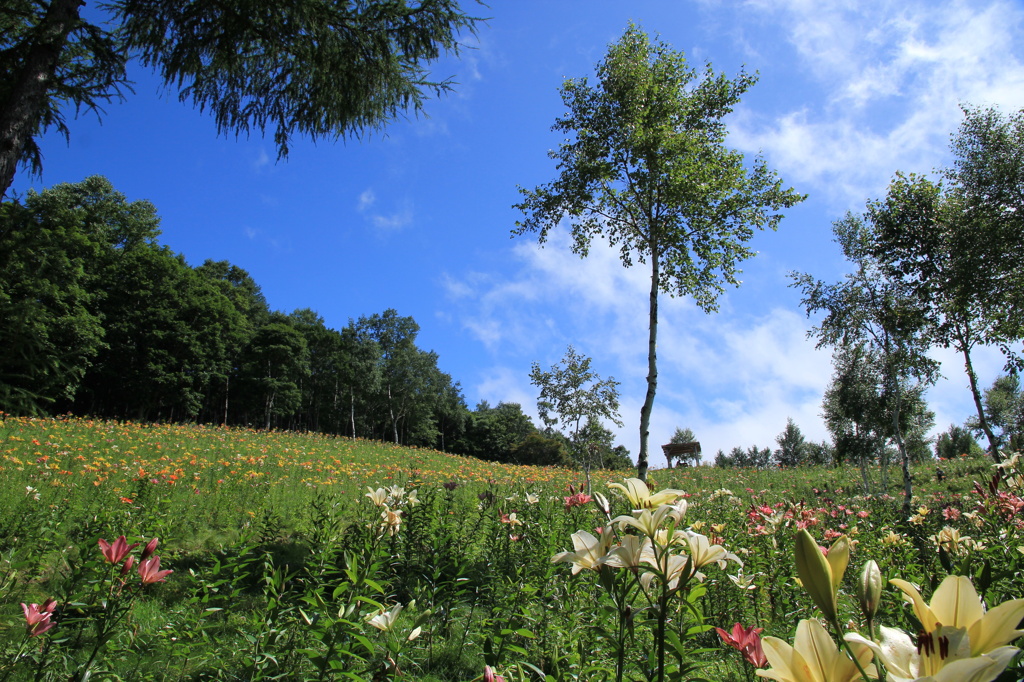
[79,245,242,421]
[804,440,835,467]
[336,323,382,439]
[394,349,450,446]
[514,25,804,481]
[667,426,700,467]
[529,345,622,474]
[794,211,938,512]
[1,0,481,196]
[0,190,103,413]
[575,415,629,471]
[355,309,426,443]
[458,401,536,463]
[431,380,468,453]
[289,308,342,432]
[821,339,935,493]
[669,427,695,444]
[509,432,571,467]
[967,375,1024,452]
[822,343,886,483]
[947,106,1024,349]
[715,444,770,469]
[194,259,268,424]
[869,107,1024,458]
[0,0,129,197]
[773,418,807,468]
[934,424,983,460]
[0,176,161,413]
[239,316,310,430]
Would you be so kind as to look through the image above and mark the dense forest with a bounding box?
[1,176,631,468]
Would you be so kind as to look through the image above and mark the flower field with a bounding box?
[1,415,1022,681]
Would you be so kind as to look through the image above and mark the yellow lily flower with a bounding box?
[612,504,683,539]
[682,531,741,570]
[365,487,388,507]
[602,535,653,569]
[551,529,614,574]
[889,575,1024,656]
[607,478,686,509]
[757,618,873,682]
[845,625,1019,682]
[640,553,698,592]
[379,506,403,536]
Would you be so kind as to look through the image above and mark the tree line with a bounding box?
[0,176,637,468]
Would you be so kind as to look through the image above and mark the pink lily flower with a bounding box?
[138,555,173,584]
[98,536,139,565]
[21,599,57,636]
[716,622,768,668]
[483,665,506,682]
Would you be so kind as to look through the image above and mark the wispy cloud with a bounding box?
[357,188,414,232]
[252,148,271,171]
[444,231,838,461]
[446,226,1007,465]
[727,0,1024,207]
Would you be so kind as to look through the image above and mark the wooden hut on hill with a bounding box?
[662,441,701,468]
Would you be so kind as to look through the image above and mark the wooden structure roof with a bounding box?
[661,442,701,458]
[661,441,701,466]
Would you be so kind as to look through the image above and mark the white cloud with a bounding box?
[358,188,376,211]
[357,188,414,232]
[447,228,1011,466]
[446,232,838,465]
[728,0,1024,206]
[252,148,271,170]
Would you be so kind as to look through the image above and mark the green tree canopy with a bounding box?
[0,176,161,414]
[529,345,622,442]
[935,424,983,461]
[773,418,807,468]
[1,0,482,196]
[458,401,536,463]
[514,25,804,481]
[868,106,1024,458]
[669,427,696,444]
[967,375,1024,453]
[794,210,938,511]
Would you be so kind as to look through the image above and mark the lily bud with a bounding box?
[857,560,882,620]
[141,537,159,561]
[794,529,838,622]
[826,535,850,592]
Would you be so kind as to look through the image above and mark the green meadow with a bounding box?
[1,415,1021,681]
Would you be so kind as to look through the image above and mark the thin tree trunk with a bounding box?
[349,387,357,438]
[223,375,230,425]
[0,0,82,198]
[958,329,1001,461]
[637,251,660,482]
[886,355,914,518]
[389,384,399,443]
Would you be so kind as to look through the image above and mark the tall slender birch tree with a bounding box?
[513,25,803,480]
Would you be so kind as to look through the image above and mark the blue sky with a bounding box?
[13,0,1024,465]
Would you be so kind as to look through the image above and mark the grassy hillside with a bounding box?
[0,416,1019,681]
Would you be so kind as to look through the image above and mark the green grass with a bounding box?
[0,415,1020,681]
